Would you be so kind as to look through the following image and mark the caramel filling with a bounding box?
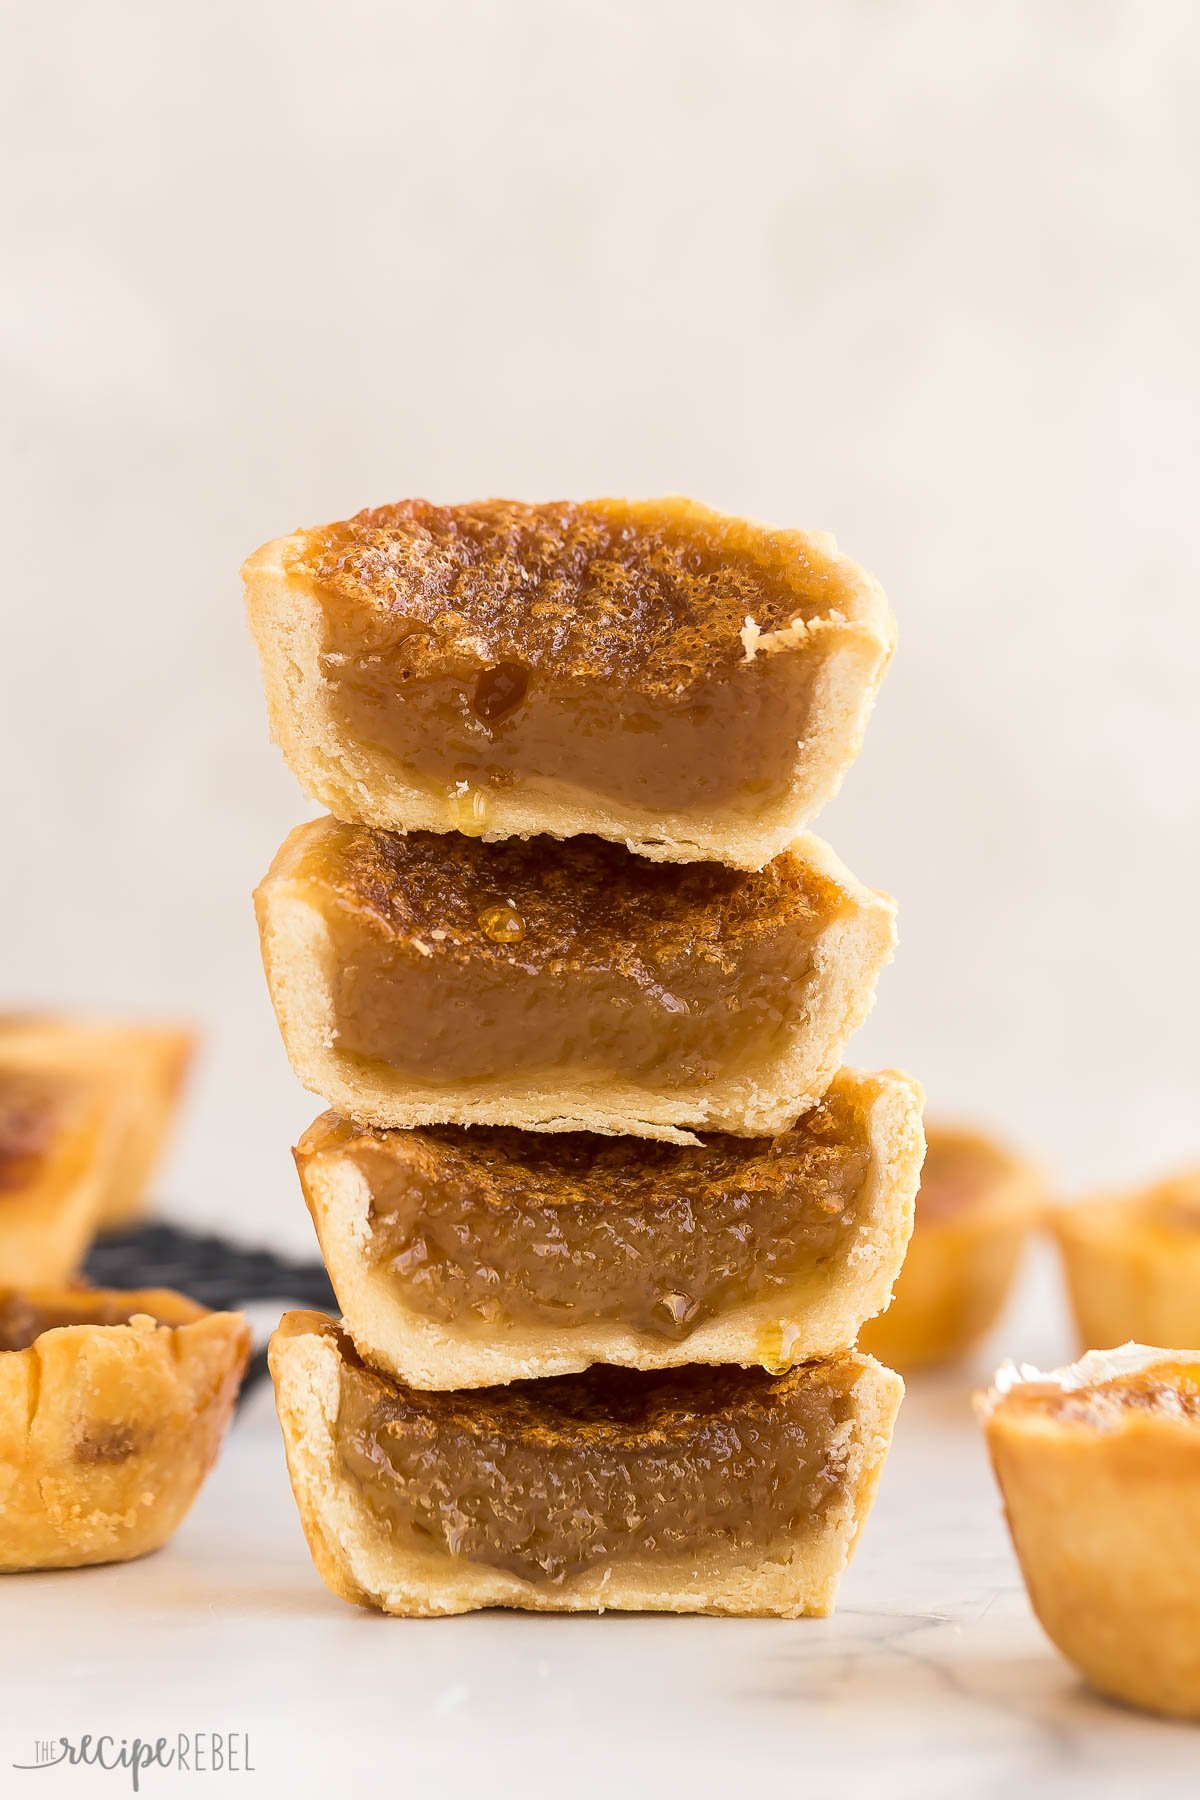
[340,1087,869,1339]
[326,913,815,1089]
[321,657,817,825]
[335,1352,858,1584]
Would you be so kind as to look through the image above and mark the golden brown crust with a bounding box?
[859,1124,1045,1370]
[255,816,896,1141]
[272,496,881,700]
[0,1285,250,1571]
[295,1068,924,1388]
[0,1016,195,1226]
[980,1347,1200,1718]
[269,1310,903,1617]
[1053,1171,1200,1351]
[243,498,895,869]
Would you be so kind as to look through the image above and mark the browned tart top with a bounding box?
[300,1077,870,1215]
[1001,1361,1200,1429]
[0,1070,71,1195]
[324,1315,861,1446]
[281,497,866,699]
[0,1286,207,1353]
[295,820,850,977]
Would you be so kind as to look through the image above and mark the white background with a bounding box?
[3,0,1198,1254]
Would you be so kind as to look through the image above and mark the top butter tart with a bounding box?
[270,1309,903,1617]
[0,1284,249,1571]
[860,1124,1044,1370]
[979,1346,1200,1718]
[243,497,895,869]
[1053,1169,1200,1351]
[255,816,895,1141]
[0,1014,194,1225]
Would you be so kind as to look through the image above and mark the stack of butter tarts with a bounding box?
[246,497,925,1617]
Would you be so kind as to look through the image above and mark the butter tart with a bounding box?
[255,817,894,1142]
[979,1346,1200,1718]
[0,1286,250,1570]
[859,1124,1043,1370]
[0,1015,195,1224]
[243,496,895,870]
[0,1064,122,1285]
[1053,1170,1200,1350]
[294,1067,923,1389]
[270,1310,902,1617]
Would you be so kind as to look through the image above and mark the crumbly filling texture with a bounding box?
[335,1351,858,1584]
[355,1088,870,1336]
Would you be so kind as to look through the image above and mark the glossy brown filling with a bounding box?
[321,656,816,823]
[346,1087,869,1338]
[335,1352,858,1584]
[327,914,815,1089]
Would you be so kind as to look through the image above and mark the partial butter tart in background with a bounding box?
[0,1014,195,1226]
[254,817,894,1141]
[243,496,895,870]
[859,1124,1044,1370]
[0,1286,249,1571]
[293,1067,924,1389]
[270,1310,903,1618]
[0,1063,123,1285]
[1052,1169,1200,1352]
[978,1346,1200,1719]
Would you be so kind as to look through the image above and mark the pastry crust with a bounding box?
[1053,1170,1200,1350]
[0,1016,195,1225]
[859,1125,1044,1370]
[243,496,895,869]
[979,1346,1200,1718]
[254,817,895,1142]
[0,1286,250,1571]
[295,1068,924,1388]
[0,1065,123,1285]
[269,1311,903,1617]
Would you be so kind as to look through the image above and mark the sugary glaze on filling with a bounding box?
[0,1072,71,1196]
[297,821,842,977]
[309,1085,871,1338]
[334,1341,859,1583]
[916,1133,1014,1224]
[1002,1362,1200,1429]
[287,498,852,700]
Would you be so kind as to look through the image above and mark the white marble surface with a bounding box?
[4,1255,1196,1798]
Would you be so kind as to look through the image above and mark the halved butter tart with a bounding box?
[243,496,894,870]
[270,1311,903,1617]
[294,1067,923,1388]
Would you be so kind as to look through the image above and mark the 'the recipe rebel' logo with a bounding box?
[13,1734,255,1789]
